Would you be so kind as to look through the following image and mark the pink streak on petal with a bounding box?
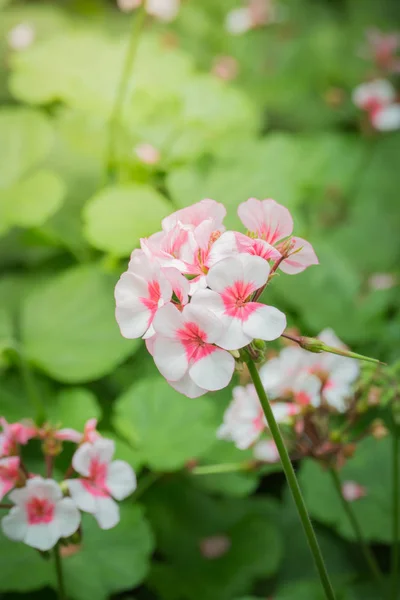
[26,497,55,525]
[176,322,217,362]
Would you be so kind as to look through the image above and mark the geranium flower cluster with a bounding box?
[115,198,318,398]
[117,0,180,21]
[353,29,400,131]
[0,418,136,552]
[218,329,362,466]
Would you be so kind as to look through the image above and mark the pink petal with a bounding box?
[162,199,226,232]
[242,304,286,341]
[56,428,82,443]
[206,256,244,293]
[279,237,319,274]
[183,304,223,344]
[153,336,189,381]
[238,198,293,243]
[189,348,235,391]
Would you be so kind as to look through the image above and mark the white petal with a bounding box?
[115,304,151,339]
[207,231,239,267]
[183,304,223,344]
[106,461,137,501]
[168,374,207,398]
[25,522,60,551]
[114,272,149,303]
[279,237,319,275]
[217,315,252,350]
[242,304,286,342]
[94,497,120,530]
[90,439,115,463]
[189,348,235,391]
[237,253,270,289]
[55,498,81,538]
[190,289,225,316]
[153,336,188,381]
[206,257,244,293]
[71,443,92,477]
[1,507,28,541]
[152,303,184,337]
[67,479,97,514]
[253,440,279,463]
[372,104,400,131]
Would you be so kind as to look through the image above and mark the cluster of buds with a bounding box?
[225,0,283,35]
[114,198,318,398]
[117,0,180,21]
[218,330,384,469]
[0,418,136,551]
[353,29,400,131]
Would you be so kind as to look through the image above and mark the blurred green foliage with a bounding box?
[0,0,399,598]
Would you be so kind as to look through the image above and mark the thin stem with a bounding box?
[392,426,399,600]
[54,544,66,600]
[11,345,46,426]
[0,503,12,509]
[106,5,147,178]
[191,461,255,476]
[246,359,336,600]
[328,467,384,591]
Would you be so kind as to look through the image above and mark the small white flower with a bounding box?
[225,8,253,35]
[217,385,266,449]
[253,439,279,463]
[67,439,136,530]
[146,0,180,21]
[7,23,35,51]
[1,478,80,551]
[342,481,367,502]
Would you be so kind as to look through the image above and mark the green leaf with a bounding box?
[147,479,282,600]
[0,108,53,188]
[299,437,392,542]
[82,184,171,256]
[0,536,51,593]
[113,378,217,471]
[60,505,154,600]
[0,169,65,235]
[45,387,101,431]
[21,264,139,383]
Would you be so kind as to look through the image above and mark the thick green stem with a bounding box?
[54,545,66,600]
[106,5,147,178]
[191,461,254,475]
[329,467,384,592]
[246,359,336,600]
[392,427,399,600]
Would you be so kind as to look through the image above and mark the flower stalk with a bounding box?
[106,4,147,178]
[328,467,384,592]
[392,424,399,600]
[54,544,66,600]
[246,358,336,600]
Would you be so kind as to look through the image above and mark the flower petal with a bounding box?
[152,302,184,337]
[94,497,120,530]
[55,498,81,538]
[168,373,207,398]
[279,237,319,275]
[106,461,137,501]
[153,336,188,381]
[206,257,244,293]
[217,315,253,350]
[25,522,60,551]
[1,506,28,542]
[242,304,286,341]
[189,348,235,391]
[238,253,270,290]
[67,479,97,514]
[183,304,223,344]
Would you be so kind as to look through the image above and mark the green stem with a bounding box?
[329,467,384,592]
[106,5,147,178]
[12,345,45,426]
[133,470,161,501]
[191,461,254,475]
[392,427,399,600]
[246,359,336,600]
[54,544,66,600]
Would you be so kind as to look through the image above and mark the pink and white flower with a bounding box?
[217,385,266,449]
[67,439,136,530]
[7,23,35,51]
[1,478,80,551]
[364,29,400,74]
[238,198,318,274]
[152,303,235,396]
[192,254,286,350]
[118,0,180,20]
[0,419,37,458]
[0,457,20,501]
[342,481,367,502]
[134,143,161,165]
[115,251,184,339]
[161,199,226,233]
[253,439,279,463]
[352,79,400,131]
[81,418,102,444]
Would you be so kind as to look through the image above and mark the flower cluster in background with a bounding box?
[0,418,136,551]
[353,29,400,131]
[117,0,180,21]
[217,329,385,469]
[115,198,318,398]
[225,0,283,35]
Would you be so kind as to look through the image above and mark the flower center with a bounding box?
[26,497,55,525]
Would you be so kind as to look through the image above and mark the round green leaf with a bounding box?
[114,378,217,471]
[299,437,392,542]
[60,505,154,600]
[0,536,51,593]
[83,184,171,256]
[45,387,101,431]
[21,264,139,383]
[0,108,53,188]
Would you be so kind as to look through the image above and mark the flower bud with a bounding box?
[253,339,266,350]
[371,419,388,439]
